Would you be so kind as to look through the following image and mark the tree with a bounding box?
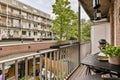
[51,0,77,42]
[81,20,91,42]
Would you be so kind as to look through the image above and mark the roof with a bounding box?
[80,0,111,20]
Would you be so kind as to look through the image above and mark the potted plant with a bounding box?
[103,44,120,65]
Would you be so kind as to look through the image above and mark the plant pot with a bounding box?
[108,56,120,65]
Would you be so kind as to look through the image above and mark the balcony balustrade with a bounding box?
[0,42,91,80]
[0,11,7,15]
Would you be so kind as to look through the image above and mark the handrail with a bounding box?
[60,44,78,48]
[0,49,58,64]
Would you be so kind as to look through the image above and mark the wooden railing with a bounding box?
[0,42,91,80]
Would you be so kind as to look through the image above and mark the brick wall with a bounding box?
[0,42,57,57]
[114,0,120,46]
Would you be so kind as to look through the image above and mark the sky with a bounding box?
[18,0,89,20]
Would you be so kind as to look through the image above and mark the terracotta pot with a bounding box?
[108,56,120,65]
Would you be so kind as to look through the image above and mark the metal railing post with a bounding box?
[25,57,28,80]
[15,60,18,80]
[2,63,5,80]
[39,55,43,80]
[45,53,48,80]
[50,52,52,80]
[33,56,36,80]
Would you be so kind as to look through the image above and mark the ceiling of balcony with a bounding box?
[80,0,111,20]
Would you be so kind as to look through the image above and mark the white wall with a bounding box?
[91,21,110,54]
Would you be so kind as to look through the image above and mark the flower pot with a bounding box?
[108,56,120,65]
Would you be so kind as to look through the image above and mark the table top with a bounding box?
[75,75,120,80]
[81,54,120,74]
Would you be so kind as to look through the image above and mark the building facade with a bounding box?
[0,0,53,41]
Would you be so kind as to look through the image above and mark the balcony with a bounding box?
[0,42,91,80]
[0,22,7,27]
[0,11,7,15]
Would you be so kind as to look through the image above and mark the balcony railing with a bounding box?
[0,42,91,80]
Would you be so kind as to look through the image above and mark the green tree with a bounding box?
[51,0,77,42]
[81,20,91,42]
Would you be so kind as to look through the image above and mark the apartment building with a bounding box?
[0,0,53,41]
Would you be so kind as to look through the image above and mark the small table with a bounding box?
[75,75,120,80]
[81,54,120,77]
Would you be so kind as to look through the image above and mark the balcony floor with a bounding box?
[67,65,87,80]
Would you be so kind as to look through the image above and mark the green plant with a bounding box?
[103,44,120,56]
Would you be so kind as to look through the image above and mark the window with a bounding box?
[14,30,19,37]
[22,31,26,35]
[29,31,31,37]
[21,12,27,19]
[9,30,14,36]
[34,24,37,28]
[28,14,32,20]
[13,9,19,15]
[34,32,37,36]
[0,29,1,34]
[0,5,1,11]
[0,16,1,24]
[13,19,19,27]
[23,6,27,10]
[8,7,11,13]
[34,16,38,21]
[7,19,11,26]
[12,0,18,6]
[3,0,6,2]
[1,17,6,25]
[29,23,31,28]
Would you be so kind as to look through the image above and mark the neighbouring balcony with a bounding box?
[0,42,91,80]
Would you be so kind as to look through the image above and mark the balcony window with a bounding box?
[0,29,1,34]
[13,19,19,27]
[0,16,1,24]
[28,14,32,20]
[1,17,6,26]
[0,5,1,12]
[8,29,13,38]
[29,23,31,28]
[1,5,6,13]
[23,6,27,10]
[34,32,37,36]
[34,16,38,21]
[22,31,26,35]
[21,12,27,19]
[14,30,19,38]
[13,9,19,16]
[12,0,18,6]
[34,24,37,28]
[29,31,31,37]
[8,7,11,14]
[1,0,6,2]
[7,19,11,26]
